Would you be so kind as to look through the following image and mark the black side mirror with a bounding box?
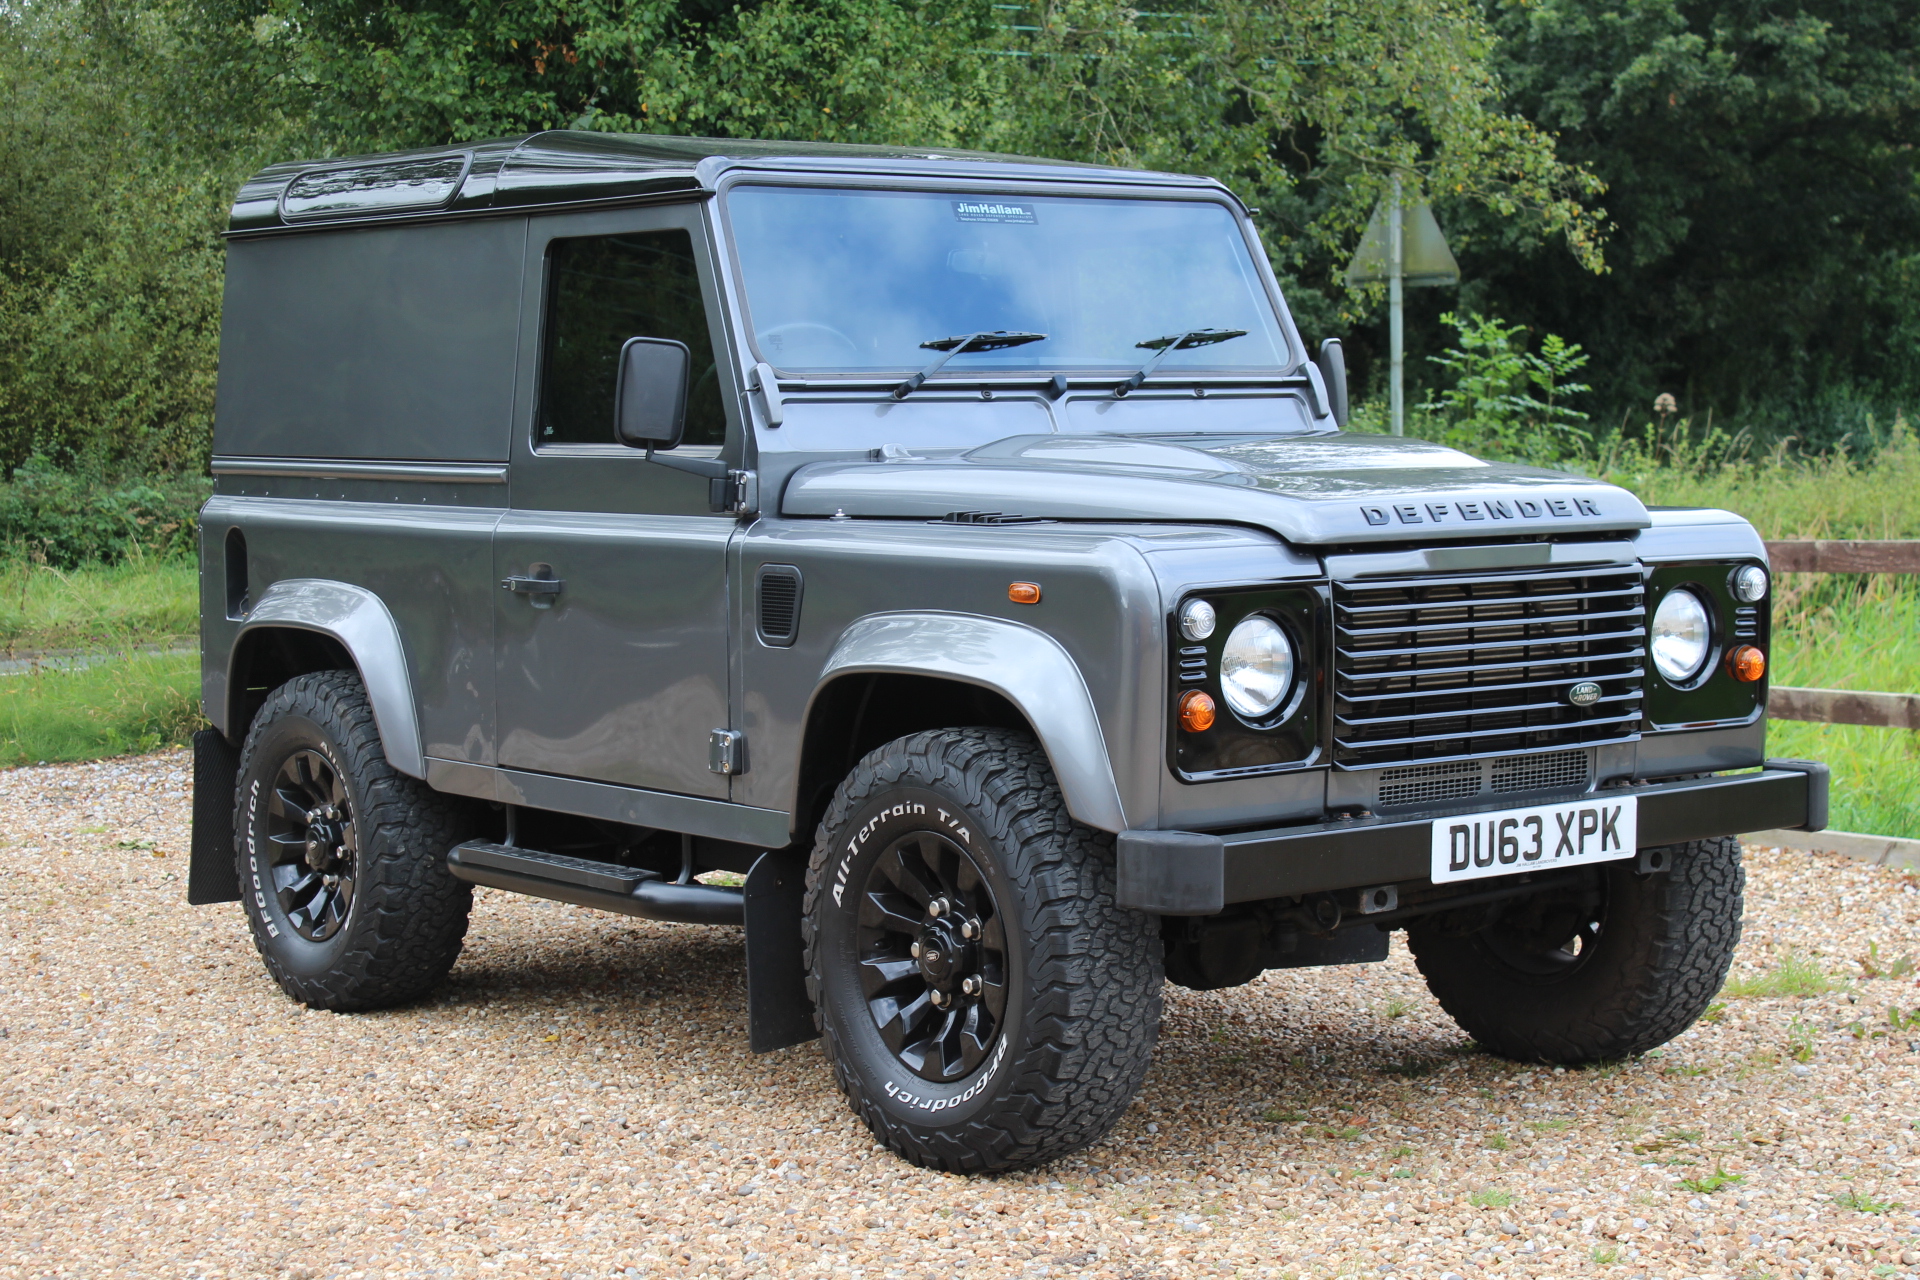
[614,337,690,449]
[1317,338,1349,428]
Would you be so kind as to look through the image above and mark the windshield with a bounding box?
[725,186,1291,376]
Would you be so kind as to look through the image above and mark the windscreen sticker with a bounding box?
[953,199,1036,224]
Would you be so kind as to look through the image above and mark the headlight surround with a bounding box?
[1650,588,1712,683]
[1219,614,1295,720]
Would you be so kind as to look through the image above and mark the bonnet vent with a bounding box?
[757,565,803,647]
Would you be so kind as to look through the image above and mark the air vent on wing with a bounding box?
[757,565,803,647]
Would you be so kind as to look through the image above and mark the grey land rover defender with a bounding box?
[189,132,1827,1174]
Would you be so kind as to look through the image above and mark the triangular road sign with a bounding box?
[1345,198,1460,287]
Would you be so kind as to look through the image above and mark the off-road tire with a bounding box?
[803,728,1163,1173]
[1407,837,1744,1063]
[234,670,476,1011]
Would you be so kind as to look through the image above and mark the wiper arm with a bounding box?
[1116,328,1248,397]
[893,330,1048,400]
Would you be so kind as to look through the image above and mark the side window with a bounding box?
[537,230,726,447]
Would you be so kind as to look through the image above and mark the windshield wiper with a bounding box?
[1115,328,1248,396]
[893,331,1048,400]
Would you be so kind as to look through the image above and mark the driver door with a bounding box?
[493,204,739,798]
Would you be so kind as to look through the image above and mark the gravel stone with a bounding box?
[4,750,1918,1278]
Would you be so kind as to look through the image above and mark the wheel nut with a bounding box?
[928,898,946,918]
[911,941,922,959]
[930,990,948,1007]
[961,976,981,996]
[960,920,977,939]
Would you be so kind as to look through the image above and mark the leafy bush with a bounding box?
[0,462,207,568]
[1413,312,1593,466]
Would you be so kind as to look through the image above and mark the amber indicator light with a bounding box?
[1008,582,1041,605]
[1178,689,1216,733]
[1727,644,1766,682]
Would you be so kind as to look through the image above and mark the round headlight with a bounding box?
[1650,588,1712,683]
[1730,563,1768,603]
[1178,599,1217,641]
[1220,615,1295,719]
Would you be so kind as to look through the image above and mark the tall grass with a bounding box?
[0,558,197,653]
[1596,413,1920,539]
[0,649,202,765]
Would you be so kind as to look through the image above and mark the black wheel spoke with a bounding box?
[858,955,921,999]
[874,989,934,1055]
[859,889,924,937]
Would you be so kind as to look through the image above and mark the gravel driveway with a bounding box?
[3,751,1917,1280]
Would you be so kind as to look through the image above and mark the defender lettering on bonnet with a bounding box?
[1360,495,1603,526]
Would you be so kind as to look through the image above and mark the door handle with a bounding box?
[501,565,563,608]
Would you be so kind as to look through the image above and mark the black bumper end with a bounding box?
[1118,762,1829,917]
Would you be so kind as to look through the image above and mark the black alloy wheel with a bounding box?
[857,830,1009,1082]
[262,749,359,942]
[804,727,1164,1173]
[234,670,479,1011]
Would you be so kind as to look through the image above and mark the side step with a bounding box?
[446,841,744,926]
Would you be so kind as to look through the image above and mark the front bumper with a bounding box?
[1118,758,1828,916]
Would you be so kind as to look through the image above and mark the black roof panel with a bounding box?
[228,130,1226,234]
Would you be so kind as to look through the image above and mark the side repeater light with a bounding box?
[1727,645,1766,682]
[1178,690,1217,733]
[1008,582,1041,605]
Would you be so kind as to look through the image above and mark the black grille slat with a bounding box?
[1336,591,1635,625]
[1332,563,1645,768]
[1336,690,1640,728]
[1335,624,1647,663]
[1335,645,1645,686]
[1336,671,1640,705]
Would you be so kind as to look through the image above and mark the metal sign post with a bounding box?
[1388,176,1404,436]
[1346,179,1461,437]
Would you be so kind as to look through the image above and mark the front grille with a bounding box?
[1490,749,1592,794]
[1377,759,1484,808]
[1377,750,1592,810]
[1333,563,1645,769]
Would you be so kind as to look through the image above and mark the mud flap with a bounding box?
[189,728,242,905]
[744,849,819,1053]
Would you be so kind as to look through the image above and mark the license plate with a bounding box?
[1429,795,1637,884]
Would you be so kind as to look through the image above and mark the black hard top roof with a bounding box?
[228,130,1232,235]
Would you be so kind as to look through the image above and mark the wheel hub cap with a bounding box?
[915,921,970,990]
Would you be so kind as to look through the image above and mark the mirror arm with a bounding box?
[644,444,730,479]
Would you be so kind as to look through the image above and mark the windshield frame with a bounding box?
[711,172,1303,384]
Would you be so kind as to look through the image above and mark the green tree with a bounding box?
[1454,0,1920,441]
[0,2,236,476]
[184,0,1606,320]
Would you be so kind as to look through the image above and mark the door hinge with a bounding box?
[709,468,758,517]
[709,729,748,776]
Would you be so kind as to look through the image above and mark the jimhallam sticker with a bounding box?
[953,199,1037,224]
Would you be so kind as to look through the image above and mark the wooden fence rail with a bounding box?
[1760,539,1917,727]
[1769,687,1920,730]
[1764,539,1920,574]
